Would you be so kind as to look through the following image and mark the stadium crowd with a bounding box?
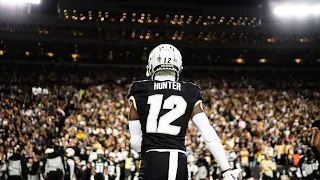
[0,63,320,180]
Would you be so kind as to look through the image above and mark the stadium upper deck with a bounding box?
[0,0,319,66]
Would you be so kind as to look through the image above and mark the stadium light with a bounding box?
[259,58,267,63]
[0,0,41,5]
[47,52,54,57]
[236,58,244,64]
[72,53,79,62]
[274,4,320,17]
[295,58,302,64]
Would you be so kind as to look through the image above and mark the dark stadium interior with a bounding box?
[0,0,320,180]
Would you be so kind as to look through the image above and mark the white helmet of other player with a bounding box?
[97,149,104,155]
[146,44,183,80]
[66,148,75,157]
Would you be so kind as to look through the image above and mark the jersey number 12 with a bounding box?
[146,94,187,135]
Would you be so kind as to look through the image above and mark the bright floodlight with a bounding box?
[0,0,41,5]
[274,4,320,17]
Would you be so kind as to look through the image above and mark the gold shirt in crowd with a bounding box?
[260,159,277,177]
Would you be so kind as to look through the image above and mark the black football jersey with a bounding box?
[92,158,108,174]
[127,80,202,154]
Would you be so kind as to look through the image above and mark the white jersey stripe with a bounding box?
[168,151,178,180]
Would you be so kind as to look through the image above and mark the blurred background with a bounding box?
[0,0,320,180]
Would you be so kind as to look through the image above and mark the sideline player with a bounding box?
[127,44,241,180]
[311,120,320,161]
[91,149,108,180]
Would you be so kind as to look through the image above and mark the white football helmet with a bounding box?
[66,148,75,157]
[97,149,104,155]
[146,44,183,80]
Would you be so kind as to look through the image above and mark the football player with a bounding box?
[107,155,119,180]
[91,149,108,180]
[65,148,76,180]
[127,44,241,180]
[311,120,320,161]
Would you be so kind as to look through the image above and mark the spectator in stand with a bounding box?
[260,153,277,180]
[196,154,210,180]
[26,156,41,180]
[292,150,302,168]
[0,63,320,180]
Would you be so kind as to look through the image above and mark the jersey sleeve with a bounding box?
[127,82,137,110]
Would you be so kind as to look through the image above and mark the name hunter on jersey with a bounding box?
[154,81,181,91]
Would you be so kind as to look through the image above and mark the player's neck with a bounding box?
[154,75,175,81]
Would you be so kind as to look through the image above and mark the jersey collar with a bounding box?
[154,75,175,81]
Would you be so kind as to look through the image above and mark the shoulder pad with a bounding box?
[127,80,152,99]
[127,82,137,99]
[188,81,200,87]
[186,82,201,90]
[135,79,151,83]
